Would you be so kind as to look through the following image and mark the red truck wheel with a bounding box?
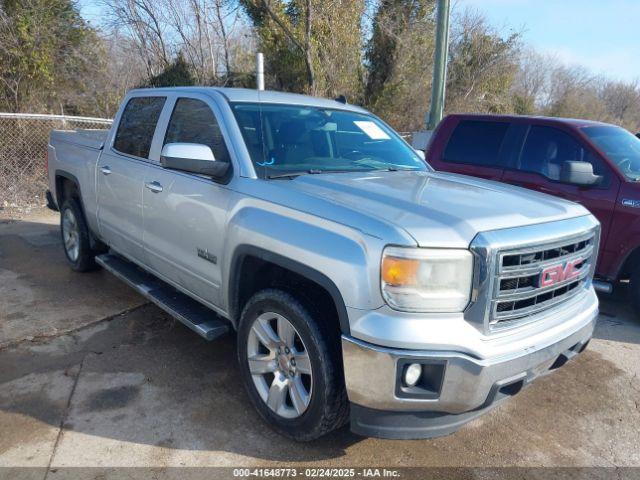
[631,264,640,319]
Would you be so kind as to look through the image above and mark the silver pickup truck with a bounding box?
[46,87,600,441]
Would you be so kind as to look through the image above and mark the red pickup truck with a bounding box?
[426,114,640,314]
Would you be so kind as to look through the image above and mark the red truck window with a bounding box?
[443,120,509,167]
[520,126,608,182]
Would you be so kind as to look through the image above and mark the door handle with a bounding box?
[145,181,163,193]
[100,166,112,175]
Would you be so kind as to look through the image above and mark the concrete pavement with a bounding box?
[1,210,639,471]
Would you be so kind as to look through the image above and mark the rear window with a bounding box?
[114,96,166,159]
[443,120,509,167]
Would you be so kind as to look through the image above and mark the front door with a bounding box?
[142,96,234,307]
[97,96,166,261]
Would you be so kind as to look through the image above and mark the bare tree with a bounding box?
[102,0,171,77]
[599,79,640,127]
[511,48,555,113]
[102,0,247,85]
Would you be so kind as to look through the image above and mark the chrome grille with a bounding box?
[489,234,596,330]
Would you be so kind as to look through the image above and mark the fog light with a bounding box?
[404,363,422,387]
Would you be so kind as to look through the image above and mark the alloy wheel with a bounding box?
[62,208,80,262]
[247,312,313,419]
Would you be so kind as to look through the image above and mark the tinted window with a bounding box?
[164,98,230,163]
[114,96,166,158]
[582,125,640,181]
[443,121,509,167]
[520,126,608,181]
[230,102,427,177]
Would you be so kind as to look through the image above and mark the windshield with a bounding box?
[230,102,428,177]
[582,125,640,181]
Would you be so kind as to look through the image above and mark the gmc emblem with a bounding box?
[540,258,583,287]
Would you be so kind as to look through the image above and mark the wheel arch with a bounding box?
[55,169,103,250]
[619,245,640,280]
[55,170,83,210]
[228,245,351,336]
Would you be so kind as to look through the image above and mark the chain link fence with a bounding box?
[0,113,112,210]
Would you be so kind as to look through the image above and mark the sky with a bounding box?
[456,0,640,82]
[78,0,640,83]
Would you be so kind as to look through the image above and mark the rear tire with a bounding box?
[59,197,100,272]
[237,289,349,441]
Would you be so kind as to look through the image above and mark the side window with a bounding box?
[113,96,166,159]
[443,120,509,167]
[164,98,231,163]
[519,126,608,182]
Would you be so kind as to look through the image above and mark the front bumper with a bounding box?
[342,293,597,439]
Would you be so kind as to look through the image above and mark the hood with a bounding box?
[282,170,590,248]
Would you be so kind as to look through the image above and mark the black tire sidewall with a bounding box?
[237,289,341,440]
[631,263,640,317]
[60,198,96,272]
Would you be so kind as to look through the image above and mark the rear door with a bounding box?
[142,94,235,308]
[502,124,620,254]
[97,95,166,261]
[430,119,511,181]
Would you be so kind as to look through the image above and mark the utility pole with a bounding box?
[256,52,265,91]
[426,0,451,131]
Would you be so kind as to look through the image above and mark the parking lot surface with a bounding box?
[1,210,639,471]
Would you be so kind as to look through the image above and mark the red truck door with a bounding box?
[502,125,620,253]
[428,120,511,181]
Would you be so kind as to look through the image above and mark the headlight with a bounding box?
[381,247,473,312]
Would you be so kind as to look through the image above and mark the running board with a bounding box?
[96,253,229,341]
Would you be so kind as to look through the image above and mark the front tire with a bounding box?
[60,198,99,272]
[237,289,349,441]
[631,262,640,318]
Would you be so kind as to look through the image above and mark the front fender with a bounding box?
[222,202,389,331]
[612,216,640,278]
[609,191,640,278]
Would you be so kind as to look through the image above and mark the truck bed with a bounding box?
[50,129,109,150]
[48,128,110,226]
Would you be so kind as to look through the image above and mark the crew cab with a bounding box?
[46,88,599,440]
[427,114,640,315]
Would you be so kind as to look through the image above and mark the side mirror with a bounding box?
[560,161,602,186]
[160,143,229,180]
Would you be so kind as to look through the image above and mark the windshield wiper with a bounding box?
[268,169,362,179]
[268,172,306,179]
[377,166,420,172]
